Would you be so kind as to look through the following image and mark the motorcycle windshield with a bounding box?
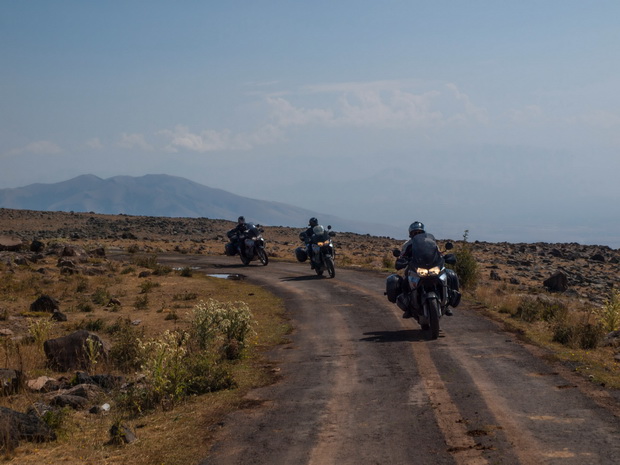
[410,233,444,269]
[246,223,259,237]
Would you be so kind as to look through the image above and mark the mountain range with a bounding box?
[0,174,402,238]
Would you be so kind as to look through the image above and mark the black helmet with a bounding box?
[408,221,425,237]
[308,217,318,227]
[238,216,245,224]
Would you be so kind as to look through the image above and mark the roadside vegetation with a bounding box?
[468,277,620,389]
[0,248,290,464]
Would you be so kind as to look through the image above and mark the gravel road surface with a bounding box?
[157,254,620,465]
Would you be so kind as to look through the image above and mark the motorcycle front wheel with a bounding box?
[257,248,269,266]
[427,299,440,340]
[325,256,335,278]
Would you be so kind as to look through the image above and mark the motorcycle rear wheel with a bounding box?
[240,252,251,265]
[315,266,324,276]
[325,256,335,278]
[428,299,440,340]
[257,248,269,266]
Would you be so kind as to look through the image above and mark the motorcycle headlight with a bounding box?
[416,266,441,277]
[317,240,330,247]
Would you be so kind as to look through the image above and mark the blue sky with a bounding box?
[2,1,619,247]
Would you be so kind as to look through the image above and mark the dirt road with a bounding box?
[158,254,620,465]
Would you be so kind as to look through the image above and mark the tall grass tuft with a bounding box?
[596,289,620,333]
[454,243,479,290]
[189,299,256,360]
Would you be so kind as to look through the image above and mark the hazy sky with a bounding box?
[2,1,619,247]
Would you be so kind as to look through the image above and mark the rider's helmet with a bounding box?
[313,225,325,236]
[238,216,245,224]
[308,217,318,227]
[408,221,425,237]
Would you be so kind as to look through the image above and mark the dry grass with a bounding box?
[471,281,620,389]
[0,248,289,464]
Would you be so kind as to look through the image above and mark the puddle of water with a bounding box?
[207,274,243,280]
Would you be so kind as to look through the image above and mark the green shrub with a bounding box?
[596,289,620,332]
[131,254,158,269]
[552,320,604,349]
[179,267,193,277]
[108,318,143,372]
[454,244,479,290]
[92,287,110,305]
[189,299,256,359]
[514,297,568,323]
[134,295,149,310]
[81,318,105,332]
[139,280,160,294]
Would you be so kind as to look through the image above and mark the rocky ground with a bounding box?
[1,208,619,306]
[1,208,619,462]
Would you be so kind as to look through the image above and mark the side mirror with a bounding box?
[445,242,453,250]
[392,248,401,258]
[327,225,332,230]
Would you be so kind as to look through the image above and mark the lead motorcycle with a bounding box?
[295,225,336,278]
[225,223,269,266]
[385,233,461,339]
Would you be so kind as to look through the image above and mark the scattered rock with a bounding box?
[43,330,108,372]
[108,423,138,445]
[1,369,24,396]
[30,295,60,313]
[0,236,23,252]
[51,310,67,322]
[50,394,89,410]
[0,406,56,451]
[543,271,569,293]
[27,376,59,393]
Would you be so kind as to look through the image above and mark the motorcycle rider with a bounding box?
[300,217,319,267]
[397,221,454,317]
[227,216,249,255]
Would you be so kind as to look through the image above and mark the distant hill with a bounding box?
[0,174,402,238]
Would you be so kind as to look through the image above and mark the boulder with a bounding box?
[543,271,569,292]
[43,330,108,372]
[0,236,23,252]
[51,310,68,322]
[0,369,24,396]
[0,406,56,451]
[30,240,45,253]
[27,376,59,393]
[108,423,137,445]
[50,394,89,410]
[30,295,60,313]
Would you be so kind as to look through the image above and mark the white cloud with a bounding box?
[445,83,489,124]
[118,133,153,150]
[85,138,103,149]
[266,97,333,127]
[264,80,485,129]
[158,124,283,153]
[4,140,63,157]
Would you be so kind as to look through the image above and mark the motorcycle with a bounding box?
[385,233,461,339]
[295,225,336,278]
[225,223,269,266]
